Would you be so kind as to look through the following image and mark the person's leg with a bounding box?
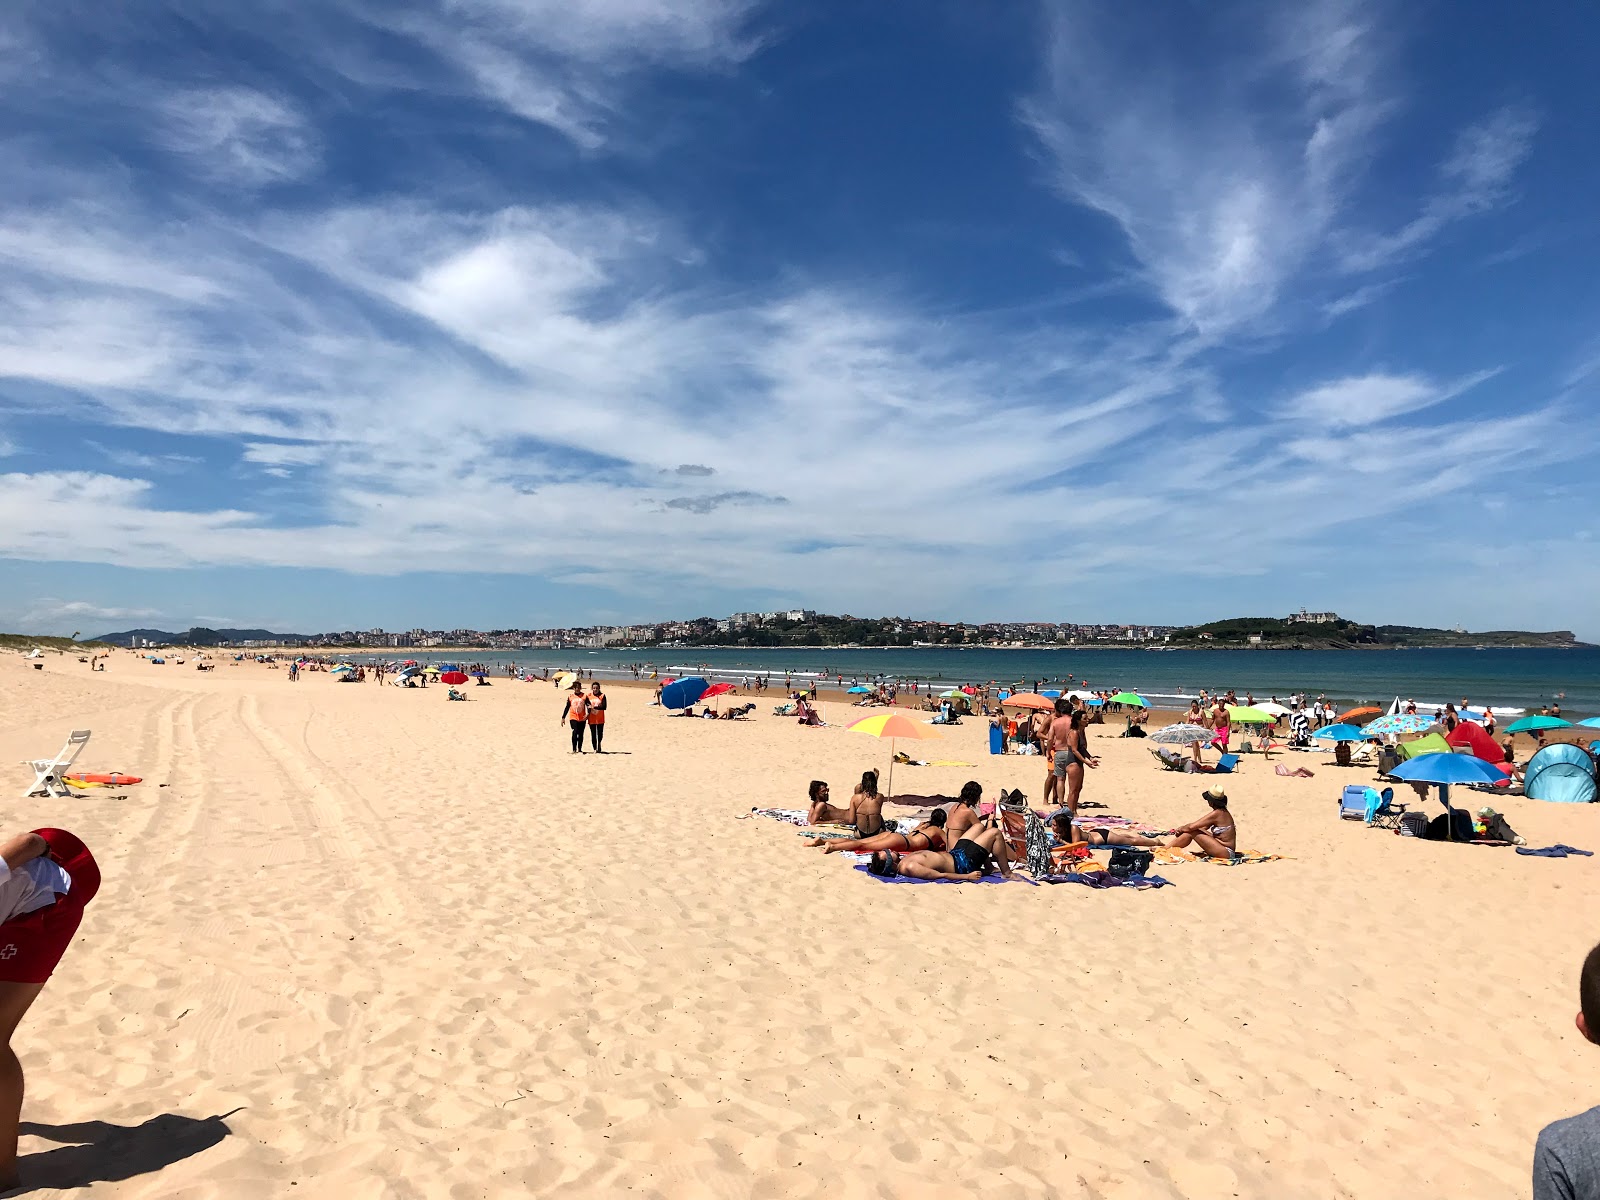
[570,721,585,753]
[1189,832,1234,858]
[1065,763,1084,815]
[590,722,603,752]
[0,982,45,1189]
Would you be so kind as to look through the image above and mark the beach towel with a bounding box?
[1151,847,1284,866]
[1045,869,1173,889]
[1275,765,1315,778]
[740,807,812,826]
[852,864,1021,885]
[1516,845,1595,859]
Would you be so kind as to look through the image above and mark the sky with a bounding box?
[1,0,1598,640]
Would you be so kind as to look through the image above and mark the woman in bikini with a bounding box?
[1050,710,1099,816]
[1162,787,1238,858]
[806,809,947,854]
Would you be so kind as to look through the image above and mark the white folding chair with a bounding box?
[20,729,91,798]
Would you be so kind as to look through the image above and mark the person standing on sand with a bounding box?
[0,829,99,1192]
[560,684,589,753]
[1049,709,1098,816]
[1041,699,1066,807]
[1533,939,1600,1199]
[586,681,607,753]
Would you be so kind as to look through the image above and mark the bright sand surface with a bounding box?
[3,650,1600,1198]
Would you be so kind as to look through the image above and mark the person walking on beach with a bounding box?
[288,660,299,682]
[586,681,607,753]
[560,684,589,753]
[1533,939,1600,1199]
[0,828,99,1191]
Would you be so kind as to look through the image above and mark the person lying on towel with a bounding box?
[806,810,948,855]
[866,822,1014,881]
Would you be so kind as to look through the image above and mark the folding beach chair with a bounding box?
[1214,754,1241,774]
[997,799,1063,877]
[20,729,91,798]
[1337,784,1405,828]
[1151,747,1188,771]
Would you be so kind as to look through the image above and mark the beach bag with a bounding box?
[1398,812,1429,838]
[1107,847,1153,879]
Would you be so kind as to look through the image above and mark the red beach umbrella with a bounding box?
[702,683,735,699]
[440,671,468,685]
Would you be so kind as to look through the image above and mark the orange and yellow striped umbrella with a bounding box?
[845,712,941,797]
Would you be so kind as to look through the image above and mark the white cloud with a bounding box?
[157,87,319,185]
[1279,369,1499,428]
[1022,2,1537,337]
[17,598,163,629]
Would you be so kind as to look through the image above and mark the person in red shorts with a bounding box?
[0,828,98,1190]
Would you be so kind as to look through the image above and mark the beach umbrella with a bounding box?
[1252,702,1291,717]
[423,666,441,676]
[845,711,941,797]
[330,665,354,675]
[1506,715,1573,735]
[1040,689,1062,699]
[1107,692,1148,707]
[961,686,977,695]
[703,683,736,699]
[554,671,577,689]
[1579,717,1600,729]
[1336,705,1383,724]
[470,670,488,679]
[1228,706,1274,725]
[1391,751,1511,805]
[847,686,871,694]
[1150,723,1210,745]
[1002,692,1055,711]
[660,677,709,711]
[938,688,963,698]
[441,671,468,685]
[1362,713,1434,737]
[1314,723,1367,742]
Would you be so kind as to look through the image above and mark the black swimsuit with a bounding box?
[948,839,994,876]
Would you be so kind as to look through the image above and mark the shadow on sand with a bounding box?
[8,1109,240,1194]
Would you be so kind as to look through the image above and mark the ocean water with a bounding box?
[368,646,1600,716]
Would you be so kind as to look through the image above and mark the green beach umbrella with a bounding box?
[1108,691,1148,707]
[1505,715,1572,735]
[1228,705,1274,725]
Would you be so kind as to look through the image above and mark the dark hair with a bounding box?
[1582,942,1600,1042]
[1054,697,1070,716]
[928,808,948,828]
[958,781,982,805]
[808,780,828,803]
[1071,710,1089,728]
[859,769,880,797]
[867,850,900,877]
[1051,812,1073,836]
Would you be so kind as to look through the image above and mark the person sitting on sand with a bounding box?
[848,770,887,836]
[0,829,99,1191]
[905,781,984,845]
[866,821,1014,881]
[1160,787,1238,858]
[807,810,948,854]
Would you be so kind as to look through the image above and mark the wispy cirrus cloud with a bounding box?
[157,86,319,186]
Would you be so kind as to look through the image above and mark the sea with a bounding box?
[354,645,1600,717]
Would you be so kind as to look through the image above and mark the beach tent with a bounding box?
[1445,721,1506,764]
[1524,745,1598,804]
[1399,732,1454,760]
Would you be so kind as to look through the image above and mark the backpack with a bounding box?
[1108,847,1154,879]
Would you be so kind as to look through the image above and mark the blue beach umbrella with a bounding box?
[1579,717,1600,729]
[847,686,871,694]
[1040,689,1062,699]
[660,677,709,710]
[1390,751,1511,821]
[1313,724,1368,742]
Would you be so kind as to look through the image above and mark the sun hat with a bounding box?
[1202,786,1229,803]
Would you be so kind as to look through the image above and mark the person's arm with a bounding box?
[559,699,571,722]
[1532,1125,1579,1200]
[0,833,48,870]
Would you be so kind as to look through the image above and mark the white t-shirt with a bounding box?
[0,857,71,925]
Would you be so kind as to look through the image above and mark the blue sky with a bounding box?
[2,0,1598,639]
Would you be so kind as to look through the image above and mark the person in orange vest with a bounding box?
[560,684,589,753]
[586,681,608,753]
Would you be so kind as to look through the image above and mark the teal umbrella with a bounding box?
[1314,724,1367,742]
[1506,715,1572,735]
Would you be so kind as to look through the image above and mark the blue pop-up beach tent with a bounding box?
[1524,744,1598,804]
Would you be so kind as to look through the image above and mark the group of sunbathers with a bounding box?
[804,776,1017,880]
[801,773,1239,877]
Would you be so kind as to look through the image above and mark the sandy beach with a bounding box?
[2,649,1599,1198]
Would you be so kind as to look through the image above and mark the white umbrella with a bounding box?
[1150,723,1211,745]
[1252,702,1291,717]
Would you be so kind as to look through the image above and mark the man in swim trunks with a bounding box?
[0,829,98,1190]
[867,822,1013,881]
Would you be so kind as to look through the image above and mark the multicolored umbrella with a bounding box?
[1360,713,1434,737]
[845,711,942,796]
